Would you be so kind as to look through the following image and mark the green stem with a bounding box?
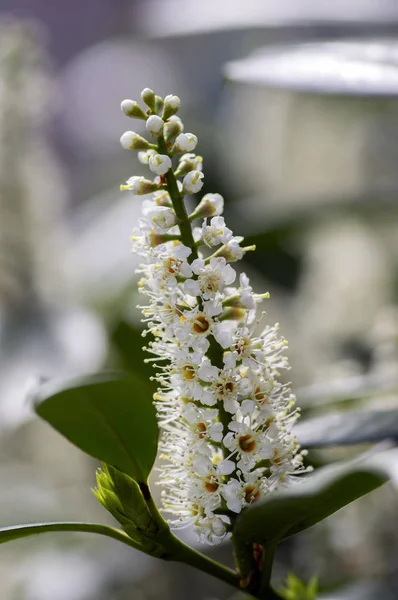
[165,531,240,589]
[0,522,145,553]
[231,535,283,600]
[157,137,198,262]
[259,544,278,598]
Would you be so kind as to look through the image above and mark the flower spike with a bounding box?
[120,90,307,546]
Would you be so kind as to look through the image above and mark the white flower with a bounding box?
[149,153,172,175]
[176,133,198,152]
[147,206,176,231]
[183,404,223,444]
[185,257,236,300]
[210,367,240,413]
[183,170,204,194]
[202,216,233,247]
[146,115,164,134]
[221,476,263,513]
[194,514,227,545]
[223,423,274,474]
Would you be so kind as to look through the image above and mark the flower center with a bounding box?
[215,380,235,398]
[182,365,196,380]
[201,273,220,294]
[238,434,256,453]
[192,315,211,334]
[244,485,260,503]
[166,257,179,274]
[204,477,219,493]
[235,337,250,356]
[196,422,207,438]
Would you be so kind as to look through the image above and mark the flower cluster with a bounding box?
[120,88,306,545]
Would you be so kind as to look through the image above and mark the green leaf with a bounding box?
[34,372,158,482]
[0,522,142,551]
[234,450,396,545]
[296,409,398,448]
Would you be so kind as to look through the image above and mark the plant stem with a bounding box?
[166,532,240,588]
[157,137,198,262]
[0,522,146,553]
[258,543,279,599]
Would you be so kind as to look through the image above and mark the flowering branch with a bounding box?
[119,87,307,597]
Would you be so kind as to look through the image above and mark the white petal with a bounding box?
[217,459,235,475]
[241,400,255,415]
[223,264,237,285]
[174,244,192,259]
[191,258,205,274]
[184,279,201,296]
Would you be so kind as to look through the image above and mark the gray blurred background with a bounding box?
[1,1,398,598]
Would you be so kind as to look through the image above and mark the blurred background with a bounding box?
[2,1,398,598]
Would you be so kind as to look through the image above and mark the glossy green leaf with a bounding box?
[34,372,158,482]
[234,451,396,545]
[0,522,141,550]
[295,409,398,448]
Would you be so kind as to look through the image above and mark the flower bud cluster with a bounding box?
[120,90,306,545]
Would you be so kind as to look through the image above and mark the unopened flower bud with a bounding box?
[148,231,179,247]
[162,94,181,120]
[188,193,224,220]
[174,153,203,178]
[155,95,164,115]
[149,153,172,176]
[138,149,157,164]
[120,176,157,195]
[148,206,177,231]
[153,190,172,206]
[174,133,198,153]
[120,131,152,151]
[141,88,156,112]
[146,115,164,135]
[164,116,184,143]
[183,170,204,194]
[121,99,147,120]
[219,307,246,321]
[215,238,246,262]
